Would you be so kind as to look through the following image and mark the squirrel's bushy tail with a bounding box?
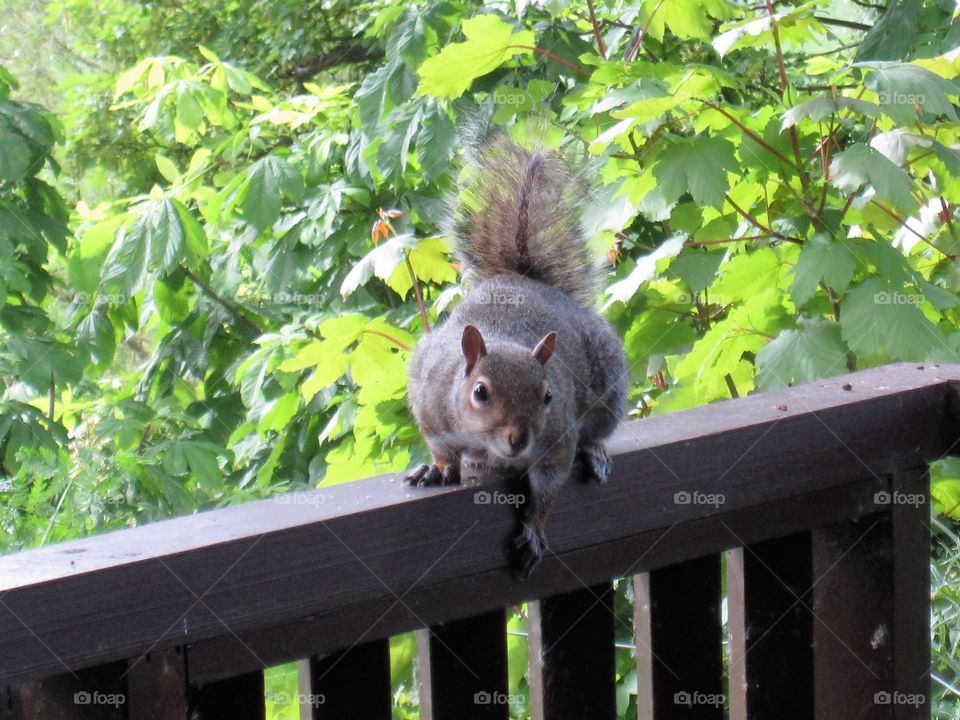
[450,135,597,306]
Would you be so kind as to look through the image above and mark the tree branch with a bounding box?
[179,265,264,335]
[287,41,385,80]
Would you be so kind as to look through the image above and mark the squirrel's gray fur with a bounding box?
[448,134,598,307]
[406,134,628,578]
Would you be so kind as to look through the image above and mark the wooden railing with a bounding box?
[0,362,955,719]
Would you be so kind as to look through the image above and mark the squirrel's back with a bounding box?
[449,135,597,307]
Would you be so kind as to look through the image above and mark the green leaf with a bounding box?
[653,137,737,208]
[670,289,787,403]
[417,15,534,99]
[350,332,407,405]
[605,235,685,306]
[668,250,724,294]
[868,130,931,166]
[385,237,455,299]
[789,235,856,307]
[755,317,849,390]
[259,392,300,434]
[639,0,733,41]
[155,153,180,183]
[713,248,789,304]
[238,156,305,231]
[153,273,192,324]
[173,201,208,263]
[625,309,697,365]
[101,200,198,297]
[930,457,960,519]
[0,126,33,181]
[829,144,918,214]
[101,223,148,298]
[781,96,881,128]
[147,200,185,270]
[854,0,921,62]
[859,61,959,124]
[179,440,223,493]
[839,279,943,361]
[340,232,419,297]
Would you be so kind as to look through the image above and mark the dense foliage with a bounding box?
[3,0,960,716]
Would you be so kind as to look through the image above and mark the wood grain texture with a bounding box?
[0,363,954,686]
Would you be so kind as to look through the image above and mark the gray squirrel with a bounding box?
[406,134,628,577]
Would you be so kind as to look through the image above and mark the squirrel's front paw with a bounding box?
[578,443,613,484]
[512,525,546,579]
[404,462,460,487]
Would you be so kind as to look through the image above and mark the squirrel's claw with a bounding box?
[512,525,546,579]
[404,463,428,485]
[579,443,613,484]
[404,462,460,487]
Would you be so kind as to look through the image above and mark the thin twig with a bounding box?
[725,194,802,243]
[510,46,592,77]
[363,329,412,352]
[766,0,810,191]
[627,0,666,61]
[870,201,954,258]
[403,251,431,334]
[179,264,264,335]
[586,0,606,58]
[704,102,798,171]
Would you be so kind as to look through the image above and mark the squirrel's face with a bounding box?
[458,325,557,461]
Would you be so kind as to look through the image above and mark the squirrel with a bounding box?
[405,133,628,577]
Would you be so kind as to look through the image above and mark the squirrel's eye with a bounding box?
[544,389,552,406]
[473,382,489,403]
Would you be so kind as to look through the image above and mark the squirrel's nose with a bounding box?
[508,429,529,453]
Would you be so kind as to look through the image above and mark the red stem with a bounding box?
[403,251,431,334]
[627,0,665,61]
[510,45,591,77]
[586,0,606,58]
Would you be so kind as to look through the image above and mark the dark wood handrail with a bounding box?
[0,362,955,718]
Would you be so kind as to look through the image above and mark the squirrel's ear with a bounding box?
[532,331,557,365]
[462,325,487,374]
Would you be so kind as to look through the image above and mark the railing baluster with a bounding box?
[305,639,391,719]
[810,469,929,720]
[125,647,189,719]
[634,556,722,719]
[8,663,125,720]
[727,533,813,719]
[0,687,18,720]
[417,609,508,719]
[528,583,616,720]
[190,670,264,720]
